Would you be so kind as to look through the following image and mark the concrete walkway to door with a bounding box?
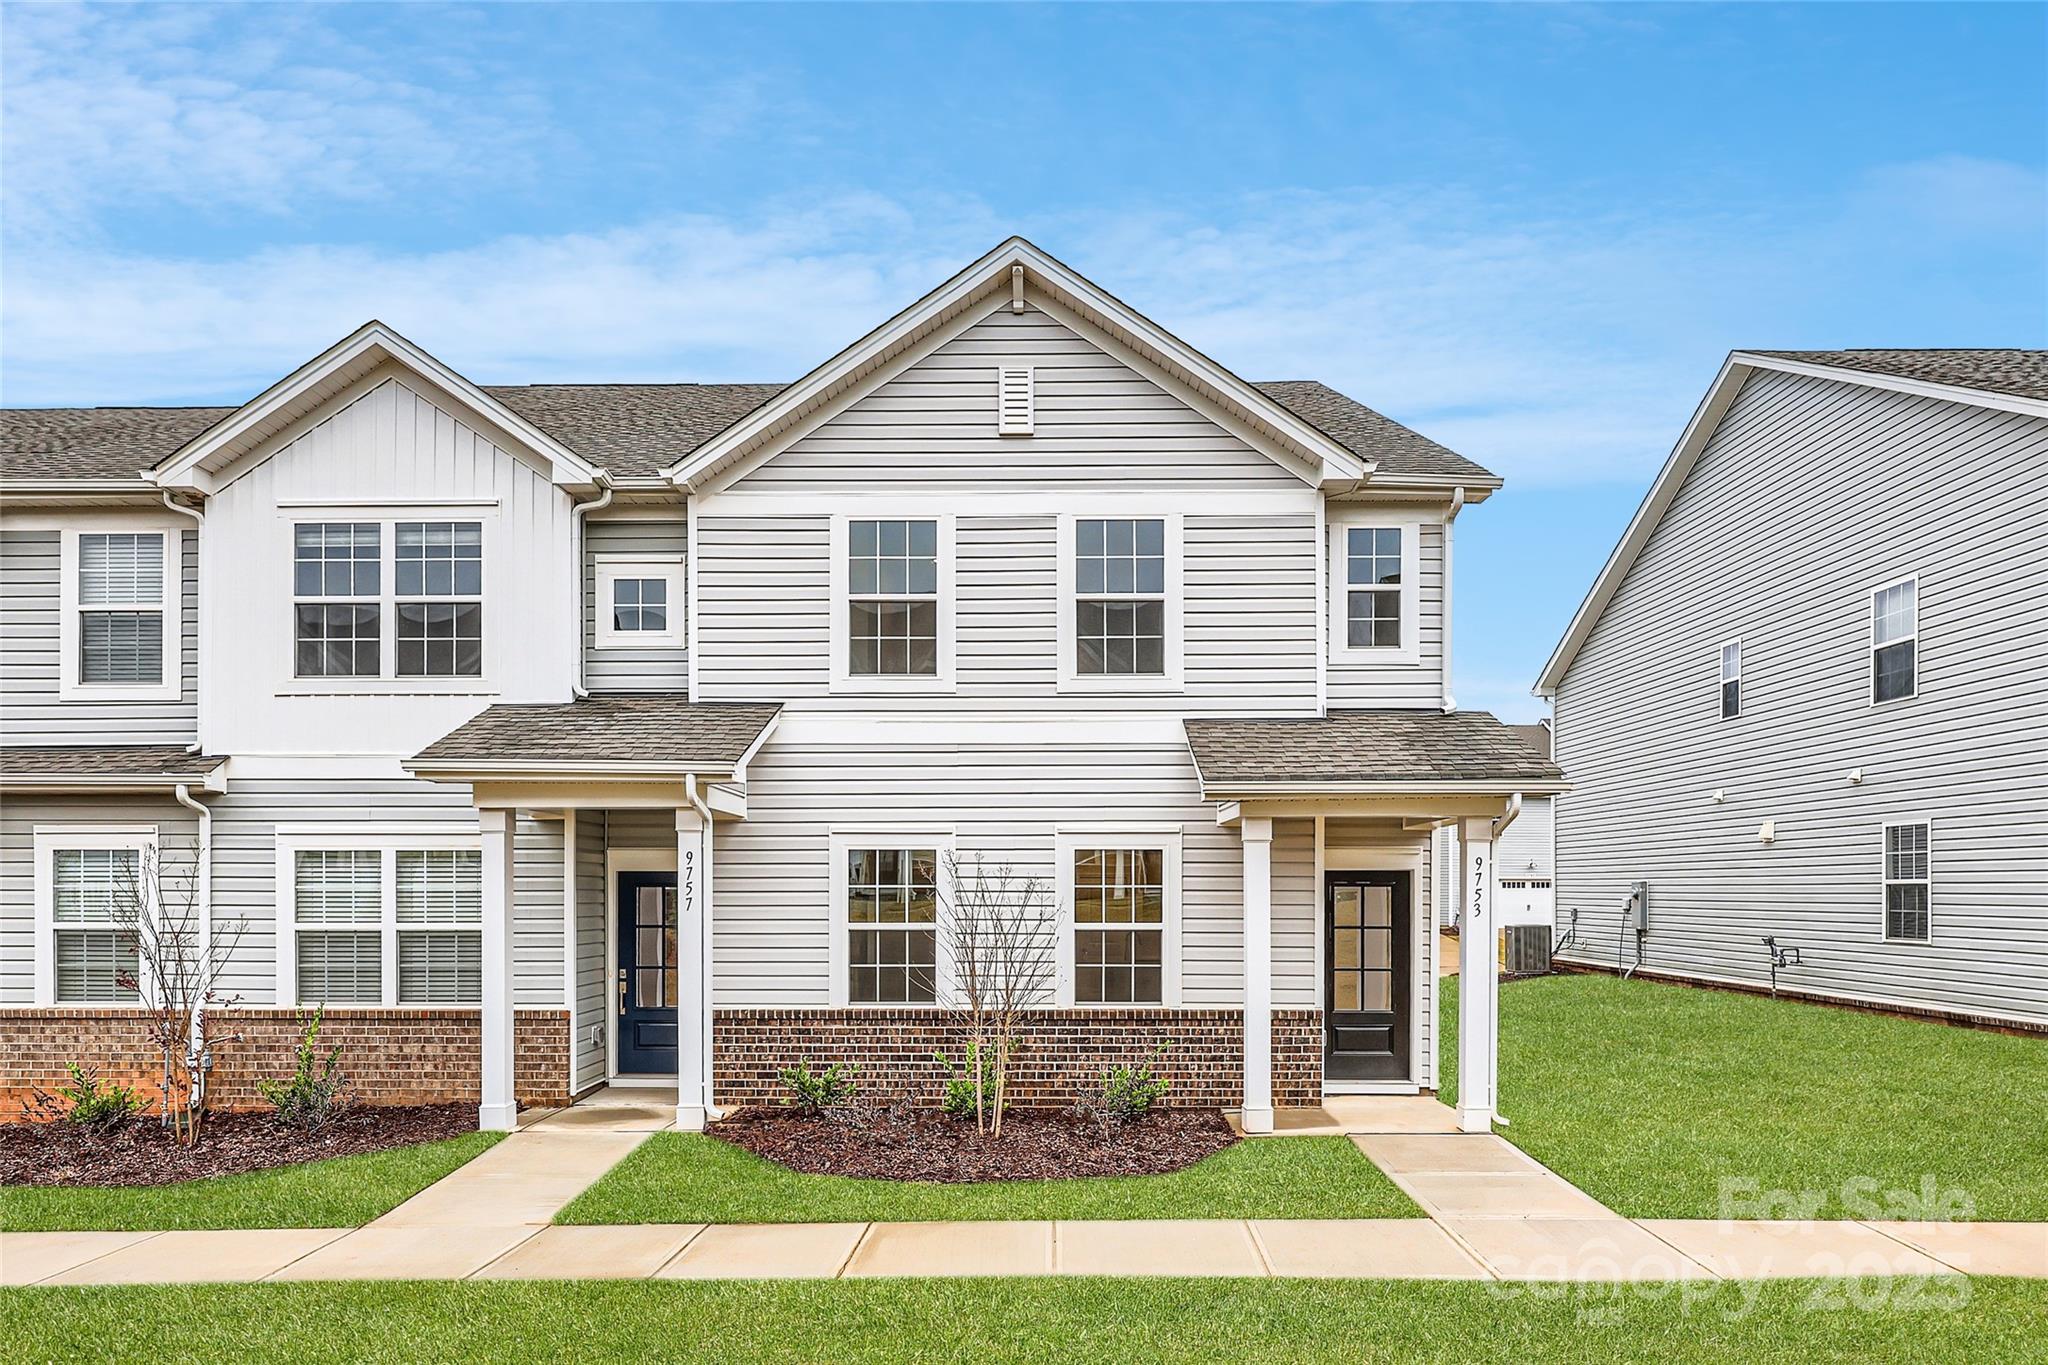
[7,1093,2043,1285]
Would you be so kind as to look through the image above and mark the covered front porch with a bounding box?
[404,695,783,1132]
[1185,710,1567,1136]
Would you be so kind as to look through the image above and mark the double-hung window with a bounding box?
[295,523,381,678]
[828,833,950,1005]
[33,828,154,1005]
[61,529,179,700]
[279,834,483,1006]
[1871,577,1916,704]
[845,847,939,1004]
[1058,515,1181,689]
[395,522,483,677]
[1881,822,1931,942]
[1058,832,1180,1006]
[291,519,484,682]
[1328,516,1422,665]
[832,517,952,688]
[1720,640,1742,719]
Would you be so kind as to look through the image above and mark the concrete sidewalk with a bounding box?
[8,1217,2041,1286]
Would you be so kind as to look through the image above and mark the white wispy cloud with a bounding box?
[0,5,542,233]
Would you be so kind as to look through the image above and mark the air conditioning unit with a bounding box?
[1500,924,1553,978]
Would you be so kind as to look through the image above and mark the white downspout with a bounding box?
[172,781,214,1100]
[1441,485,1465,713]
[161,494,206,752]
[570,474,615,699]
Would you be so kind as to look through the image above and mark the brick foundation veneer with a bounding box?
[0,1008,570,1119]
[713,1008,1323,1109]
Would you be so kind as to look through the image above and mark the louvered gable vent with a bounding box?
[997,365,1035,435]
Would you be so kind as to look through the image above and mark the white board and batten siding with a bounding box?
[201,370,578,757]
[1551,367,2048,1026]
[0,526,199,746]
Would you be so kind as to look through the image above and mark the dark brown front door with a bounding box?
[1325,871,1410,1080]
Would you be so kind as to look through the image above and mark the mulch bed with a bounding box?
[0,1103,476,1189]
[713,1105,1238,1182]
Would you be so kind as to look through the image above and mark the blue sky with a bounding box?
[4,3,2043,719]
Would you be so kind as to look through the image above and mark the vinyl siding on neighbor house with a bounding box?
[0,526,199,746]
[1551,367,2048,1025]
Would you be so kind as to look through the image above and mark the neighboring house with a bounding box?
[0,239,1562,1136]
[1434,722,1552,932]
[1536,349,2048,1031]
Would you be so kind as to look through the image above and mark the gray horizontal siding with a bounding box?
[1552,368,2048,1024]
[733,303,1299,492]
[573,812,608,1091]
[710,737,1299,1009]
[584,517,688,693]
[0,527,199,746]
[696,512,1318,710]
[1496,795,1552,881]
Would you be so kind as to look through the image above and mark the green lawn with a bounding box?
[1441,972,2048,1220]
[0,1132,502,1233]
[6,1277,2042,1363]
[558,1131,1418,1224]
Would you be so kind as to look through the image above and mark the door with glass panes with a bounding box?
[615,871,679,1075]
[1324,871,1410,1080]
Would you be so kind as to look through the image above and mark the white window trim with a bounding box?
[1719,637,1743,719]
[1052,826,1183,1008]
[827,514,956,693]
[274,826,483,1008]
[1869,574,1918,706]
[1327,511,1425,667]
[825,828,956,1008]
[1054,514,1185,693]
[595,554,685,649]
[33,826,158,1005]
[280,511,495,696]
[58,528,181,702]
[1879,818,1933,944]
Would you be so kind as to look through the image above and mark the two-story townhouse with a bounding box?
[1536,350,2048,1030]
[0,239,1561,1136]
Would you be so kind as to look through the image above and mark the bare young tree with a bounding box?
[109,844,245,1145]
[940,852,1055,1137]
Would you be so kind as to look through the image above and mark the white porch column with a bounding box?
[478,807,519,1132]
[1240,815,1275,1135]
[675,805,709,1132]
[1456,816,1499,1134]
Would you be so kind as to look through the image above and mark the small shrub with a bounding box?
[50,1063,146,1132]
[1098,1042,1172,1122]
[934,1043,1000,1123]
[778,1060,858,1115]
[260,1007,351,1130]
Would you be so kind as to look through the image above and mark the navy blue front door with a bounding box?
[616,871,679,1075]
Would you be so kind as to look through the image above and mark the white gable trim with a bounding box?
[1535,350,2048,696]
[148,322,602,496]
[664,237,1368,492]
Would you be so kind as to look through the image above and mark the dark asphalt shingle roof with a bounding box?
[1183,710,1565,790]
[0,746,227,781]
[1747,350,2048,404]
[411,696,780,771]
[1507,722,1552,761]
[486,383,787,479]
[0,406,236,481]
[2,380,1481,485]
[1254,381,1494,481]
